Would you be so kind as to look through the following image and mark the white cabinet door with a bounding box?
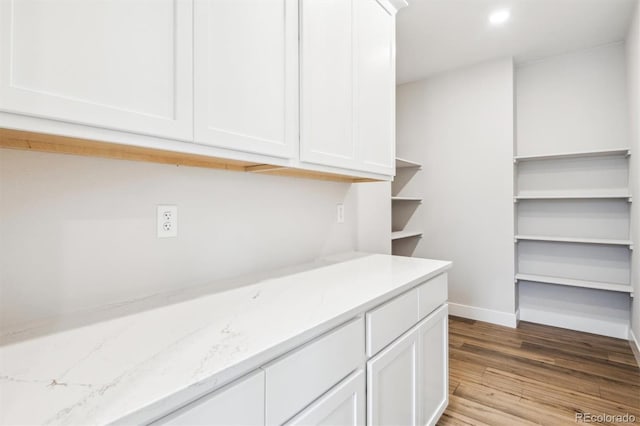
[355,0,395,175]
[367,303,449,426]
[300,0,400,175]
[194,0,297,159]
[287,370,366,426]
[153,370,265,426]
[367,325,418,426]
[300,0,357,170]
[417,305,448,426]
[0,0,193,141]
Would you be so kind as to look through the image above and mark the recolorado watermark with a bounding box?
[575,412,636,423]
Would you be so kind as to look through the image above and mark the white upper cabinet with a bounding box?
[300,0,402,175]
[355,0,396,175]
[193,0,297,158]
[0,0,193,141]
[0,0,404,179]
[300,0,356,169]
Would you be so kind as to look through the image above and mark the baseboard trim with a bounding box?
[519,307,628,339]
[448,303,518,328]
[630,329,640,366]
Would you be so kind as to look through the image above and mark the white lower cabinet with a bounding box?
[264,317,364,426]
[367,304,449,426]
[152,370,265,426]
[366,324,418,426]
[287,370,366,426]
[417,306,449,426]
[148,274,448,426]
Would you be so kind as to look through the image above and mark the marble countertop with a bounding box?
[0,253,451,425]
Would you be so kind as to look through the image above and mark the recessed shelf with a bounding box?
[395,157,422,168]
[515,235,633,248]
[391,230,423,240]
[515,193,632,201]
[515,273,633,294]
[392,196,422,202]
[514,148,630,163]
[393,156,422,256]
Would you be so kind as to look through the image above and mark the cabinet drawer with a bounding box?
[152,370,264,426]
[366,288,419,357]
[286,369,365,426]
[264,317,364,426]
[418,273,448,320]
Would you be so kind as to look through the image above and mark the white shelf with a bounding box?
[391,230,423,240]
[515,235,633,248]
[395,157,422,168]
[514,148,630,163]
[392,196,422,202]
[515,193,632,201]
[515,273,633,294]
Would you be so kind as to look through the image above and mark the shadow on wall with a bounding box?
[393,237,421,257]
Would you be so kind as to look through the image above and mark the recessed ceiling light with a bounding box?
[489,8,510,26]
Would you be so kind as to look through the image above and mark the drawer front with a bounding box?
[286,369,366,426]
[152,369,265,426]
[366,288,419,358]
[264,317,365,426]
[418,273,448,320]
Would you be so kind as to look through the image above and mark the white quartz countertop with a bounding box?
[0,253,451,425]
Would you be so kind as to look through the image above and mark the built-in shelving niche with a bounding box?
[514,149,634,297]
[392,157,422,256]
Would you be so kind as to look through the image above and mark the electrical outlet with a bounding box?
[337,203,345,224]
[157,205,178,238]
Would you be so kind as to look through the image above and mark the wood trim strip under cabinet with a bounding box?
[0,128,378,183]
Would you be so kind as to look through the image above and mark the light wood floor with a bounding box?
[439,317,640,426]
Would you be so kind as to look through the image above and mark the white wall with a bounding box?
[516,43,632,339]
[396,58,516,326]
[516,43,629,156]
[626,0,640,354]
[355,182,391,254]
[0,150,357,331]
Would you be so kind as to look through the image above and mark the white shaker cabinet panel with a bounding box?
[194,0,297,159]
[417,305,448,426]
[287,370,366,426]
[152,370,265,426]
[367,326,418,426]
[0,0,193,141]
[366,287,419,357]
[265,317,364,426]
[355,0,395,175]
[367,302,449,426]
[300,0,357,170]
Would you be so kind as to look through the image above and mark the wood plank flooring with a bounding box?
[439,317,640,425]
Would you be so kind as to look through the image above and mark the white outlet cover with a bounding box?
[157,205,178,238]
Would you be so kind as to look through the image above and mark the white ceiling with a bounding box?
[396,0,638,84]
